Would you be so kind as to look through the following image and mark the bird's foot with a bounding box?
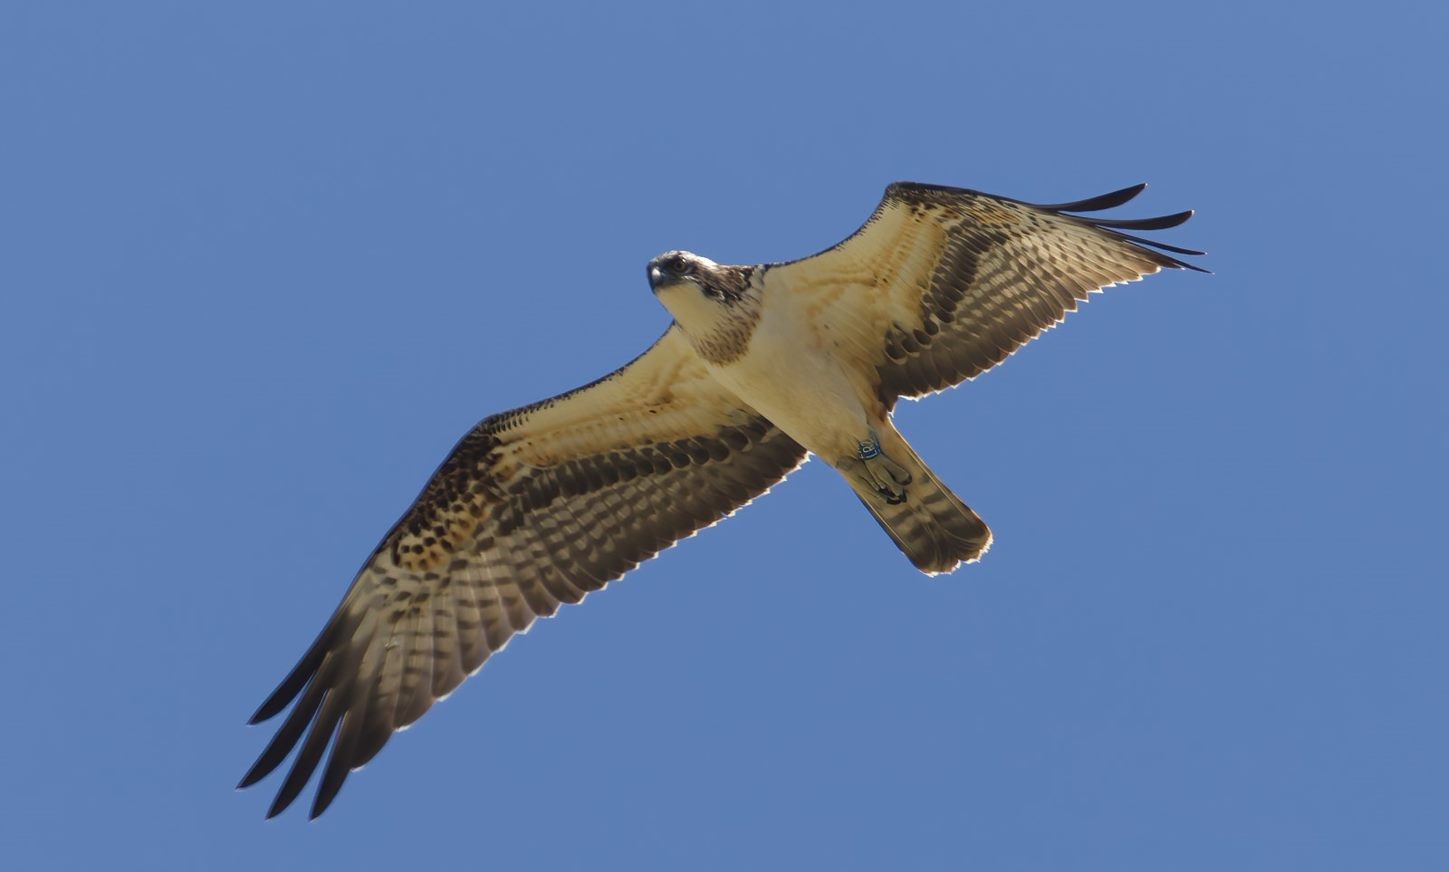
[857,431,911,504]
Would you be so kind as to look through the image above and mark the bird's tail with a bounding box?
[845,430,992,575]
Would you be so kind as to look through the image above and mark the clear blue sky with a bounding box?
[3,2,1445,869]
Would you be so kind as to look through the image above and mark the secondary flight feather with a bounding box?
[240,181,1206,818]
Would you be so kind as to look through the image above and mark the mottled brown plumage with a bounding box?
[239,328,805,818]
[242,181,1202,818]
[765,182,1204,408]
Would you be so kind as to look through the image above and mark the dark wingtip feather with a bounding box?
[1087,209,1195,231]
[237,765,268,791]
[266,705,342,820]
[307,750,351,818]
[1145,246,1213,274]
[1044,190,1207,273]
[310,788,341,821]
[310,699,370,819]
[238,685,321,789]
[259,630,373,817]
[248,612,358,724]
[248,679,302,725]
[1035,183,1147,213]
[1110,229,1208,259]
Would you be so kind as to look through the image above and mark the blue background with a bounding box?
[4,2,1445,869]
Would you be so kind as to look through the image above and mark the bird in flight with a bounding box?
[240,181,1205,818]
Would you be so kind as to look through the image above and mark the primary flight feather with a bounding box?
[240,181,1205,818]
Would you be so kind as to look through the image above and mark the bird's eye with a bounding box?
[672,257,693,276]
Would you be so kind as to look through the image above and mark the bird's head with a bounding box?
[648,250,715,296]
[647,251,757,339]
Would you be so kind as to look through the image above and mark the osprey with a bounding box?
[241,181,1205,818]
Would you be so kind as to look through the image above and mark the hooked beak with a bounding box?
[649,264,691,294]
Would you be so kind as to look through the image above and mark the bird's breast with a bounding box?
[708,302,875,461]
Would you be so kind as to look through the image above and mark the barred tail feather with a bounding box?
[849,439,991,575]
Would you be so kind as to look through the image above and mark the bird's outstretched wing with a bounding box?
[239,326,806,818]
[766,182,1206,406]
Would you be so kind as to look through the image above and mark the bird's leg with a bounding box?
[855,430,912,504]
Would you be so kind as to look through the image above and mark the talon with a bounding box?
[856,430,910,504]
[885,460,912,486]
